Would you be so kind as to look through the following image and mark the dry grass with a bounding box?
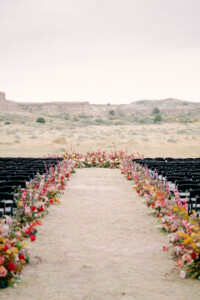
[0,118,199,157]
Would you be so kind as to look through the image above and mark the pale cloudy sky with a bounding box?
[0,0,200,104]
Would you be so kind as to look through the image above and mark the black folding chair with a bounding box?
[0,193,14,216]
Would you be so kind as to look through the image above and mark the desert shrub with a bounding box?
[64,114,70,120]
[177,130,186,134]
[139,120,145,124]
[152,107,160,115]
[5,121,11,125]
[78,114,91,119]
[95,118,104,124]
[114,121,124,125]
[109,110,115,115]
[154,114,162,123]
[29,136,37,139]
[167,138,177,143]
[72,117,79,122]
[193,118,199,122]
[36,117,46,123]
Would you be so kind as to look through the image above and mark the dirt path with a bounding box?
[1,169,200,300]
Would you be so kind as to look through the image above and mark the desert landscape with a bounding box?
[0,93,200,299]
[0,91,200,158]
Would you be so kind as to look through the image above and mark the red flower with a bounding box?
[7,263,15,272]
[19,254,25,260]
[39,206,45,212]
[31,206,36,211]
[67,173,70,178]
[4,245,9,251]
[50,199,53,204]
[191,252,197,260]
[163,246,167,251]
[137,190,140,194]
[30,234,36,242]
[25,227,31,234]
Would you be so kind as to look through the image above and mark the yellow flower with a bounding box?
[10,247,18,254]
[54,198,61,204]
[21,241,30,248]
[0,237,5,243]
[17,201,23,207]
[191,243,197,250]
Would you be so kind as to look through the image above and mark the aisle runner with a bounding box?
[1,169,200,300]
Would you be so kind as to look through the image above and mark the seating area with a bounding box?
[133,157,200,214]
[0,157,63,217]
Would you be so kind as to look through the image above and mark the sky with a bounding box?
[0,0,200,104]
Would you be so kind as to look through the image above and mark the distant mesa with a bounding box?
[0,91,199,116]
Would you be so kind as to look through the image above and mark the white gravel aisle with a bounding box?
[1,168,200,300]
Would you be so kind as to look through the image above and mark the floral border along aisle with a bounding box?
[120,156,200,280]
[0,158,75,288]
[0,150,199,288]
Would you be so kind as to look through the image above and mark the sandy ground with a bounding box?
[1,168,200,300]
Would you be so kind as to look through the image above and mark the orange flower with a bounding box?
[0,265,7,277]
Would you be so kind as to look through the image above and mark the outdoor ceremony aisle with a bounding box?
[1,169,200,300]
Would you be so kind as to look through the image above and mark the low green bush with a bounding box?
[36,117,46,123]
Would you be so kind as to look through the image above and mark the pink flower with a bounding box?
[0,257,4,265]
[182,254,193,264]
[0,266,8,277]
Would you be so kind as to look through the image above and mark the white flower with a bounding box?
[180,270,186,279]
[24,206,30,213]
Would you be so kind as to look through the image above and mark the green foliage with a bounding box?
[5,121,11,125]
[64,114,70,120]
[72,117,79,122]
[154,114,162,123]
[36,117,46,124]
[95,118,104,124]
[152,107,160,115]
[139,120,144,124]
[109,110,115,115]
[78,114,92,119]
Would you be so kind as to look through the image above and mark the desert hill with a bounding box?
[0,91,200,119]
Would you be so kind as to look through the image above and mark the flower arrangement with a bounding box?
[63,150,134,169]
[0,158,75,287]
[1,150,199,288]
[120,157,200,280]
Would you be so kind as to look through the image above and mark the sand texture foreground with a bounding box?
[1,169,200,300]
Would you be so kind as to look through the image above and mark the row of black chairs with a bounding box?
[0,157,63,217]
[133,157,200,214]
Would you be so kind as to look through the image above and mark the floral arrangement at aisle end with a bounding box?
[120,157,200,280]
[0,158,75,288]
[63,150,138,168]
